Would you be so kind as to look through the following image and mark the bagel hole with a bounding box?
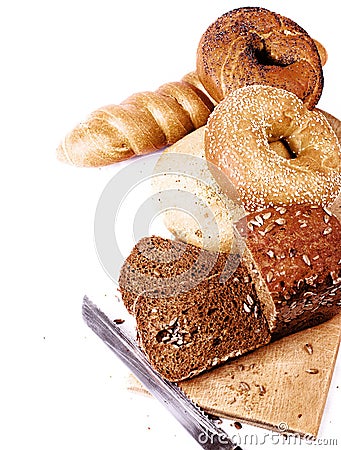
[270,138,297,160]
[255,47,291,67]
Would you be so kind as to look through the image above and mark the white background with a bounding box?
[1,1,340,449]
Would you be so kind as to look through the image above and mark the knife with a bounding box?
[82,295,242,450]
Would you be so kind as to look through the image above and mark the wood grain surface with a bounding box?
[128,314,341,437]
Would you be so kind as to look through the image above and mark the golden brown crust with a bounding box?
[196,7,323,109]
[56,76,214,167]
[236,204,341,338]
[205,85,341,211]
[313,39,328,66]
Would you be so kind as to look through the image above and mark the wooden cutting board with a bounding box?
[128,110,341,437]
[128,314,341,437]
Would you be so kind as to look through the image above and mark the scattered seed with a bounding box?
[267,250,275,258]
[250,219,261,227]
[246,294,254,306]
[304,343,313,355]
[323,215,330,224]
[259,385,266,395]
[153,269,161,276]
[254,305,258,318]
[323,227,332,236]
[264,223,276,234]
[266,271,274,283]
[255,215,264,225]
[275,218,286,225]
[263,212,272,220]
[297,279,304,289]
[168,317,178,327]
[243,303,251,313]
[247,222,254,231]
[206,413,222,423]
[289,248,297,257]
[240,382,250,391]
[305,368,319,374]
[278,207,287,214]
[237,364,244,371]
[113,318,125,325]
[302,254,311,266]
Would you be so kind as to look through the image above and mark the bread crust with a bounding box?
[119,236,270,381]
[236,205,341,338]
[205,85,341,211]
[196,7,323,109]
[57,77,214,167]
[153,127,236,253]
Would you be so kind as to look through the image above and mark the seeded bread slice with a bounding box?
[236,204,341,339]
[119,236,271,381]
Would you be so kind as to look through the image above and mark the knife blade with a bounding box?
[82,295,242,450]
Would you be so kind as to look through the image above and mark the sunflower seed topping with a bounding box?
[259,385,266,395]
[323,227,332,236]
[263,212,272,220]
[305,368,319,374]
[243,303,251,313]
[246,294,254,306]
[255,215,264,225]
[302,254,311,266]
[264,223,276,234]
[239,381,250,391]
[266,271,274,283]
[304,343,313,355]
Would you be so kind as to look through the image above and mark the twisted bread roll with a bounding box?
[57,74,214,167]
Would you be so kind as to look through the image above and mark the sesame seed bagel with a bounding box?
[197,7,323,109]
[205,85,341,212]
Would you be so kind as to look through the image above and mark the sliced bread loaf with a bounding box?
[119,236,271,381]
[118,205,341,381]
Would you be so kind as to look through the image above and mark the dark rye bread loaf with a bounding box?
[118,205,341,381]
[236,204,341,339]
[119,236,271,381]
